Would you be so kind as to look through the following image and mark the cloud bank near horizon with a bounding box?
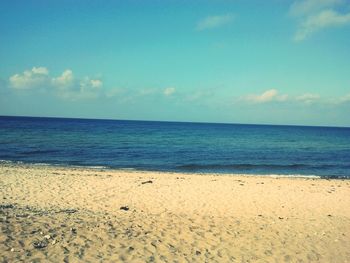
[4,67,350,107]
[9,67,103,100]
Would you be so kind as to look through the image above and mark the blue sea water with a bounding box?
[0,116,350,178]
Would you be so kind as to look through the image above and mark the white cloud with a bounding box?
[9,66,103,100]
[243,89,288,103]
[289,0,343,16]
[163,87,176,96]
[52,69,74,89]
[79,77,103,92]
[57,77,103,100]
[241,90,350,105]
[294,9,350,41]
[90,79,103,89]
[9,67,49,89]
[337,93,350,104]
[196,14,234,31]
[290,0,350,41]
[31,67,49,75]
[296,93,320,103]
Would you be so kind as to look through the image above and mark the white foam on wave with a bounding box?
[0,160,110,170]
[0,160,24,164]
[59,164,110,170]
[32,162,52,166]
[86,166,109,169]
[261,174,321,179]
[0,160,13,164]
[118,167,136,171]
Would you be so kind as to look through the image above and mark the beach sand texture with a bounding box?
[1,164,350,262]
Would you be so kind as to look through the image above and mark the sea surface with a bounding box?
[0,116,350,178]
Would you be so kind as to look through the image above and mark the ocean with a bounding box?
[0,116,349,178]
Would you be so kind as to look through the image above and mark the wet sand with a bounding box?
[1,163,350,262]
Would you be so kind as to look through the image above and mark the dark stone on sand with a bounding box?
[0,204,14,209]
[60,209,78,214]
[71,228,77,234]
[151,241,157,247]
[120,206,129,211]
[327,214,332,217]
[18,240,25,247]
[196,250,201,255]
[141,180,153,185]
[33,240,48,249]
[128,246,134,251]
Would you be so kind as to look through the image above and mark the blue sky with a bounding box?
[1,0,350,126]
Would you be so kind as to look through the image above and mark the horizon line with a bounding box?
[1,115,349,129]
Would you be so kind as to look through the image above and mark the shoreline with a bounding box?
[2,160,346,180]
[1,163,350,262]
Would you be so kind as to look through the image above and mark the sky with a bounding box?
[0,0,350,127]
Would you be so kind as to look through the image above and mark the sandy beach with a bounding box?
[1,163,350,262]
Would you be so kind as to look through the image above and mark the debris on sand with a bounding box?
[33,240,48,249]
[0,204,14,209]
[60,209,78,214]
[120,206,129,211]
[141,180,153,185]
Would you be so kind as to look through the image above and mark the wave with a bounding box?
[1,159,348,178]
[19,149,60,155]
[0,159,24,164]
[263,174,321,179]
[176,163,337,170]
[0,159,109,170]
[175,163,350,178]
[118,167,137,171]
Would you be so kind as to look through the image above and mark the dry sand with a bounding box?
[1,163,350,262]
